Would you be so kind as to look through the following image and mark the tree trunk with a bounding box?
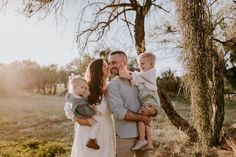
[52,84,57,95]
[158,89,198,142]
[134,7,145,55]
[176,0,212,148]
[210,52,225,146]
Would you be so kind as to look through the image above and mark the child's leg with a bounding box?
[88,118,100,139]
[131,121,148,150]
[144,124,154,149]
[86,118,100,150]
[138,121,146,141]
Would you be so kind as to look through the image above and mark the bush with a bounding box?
[0,140,69,157]
[36,142,66,157]
[157,69,182,97]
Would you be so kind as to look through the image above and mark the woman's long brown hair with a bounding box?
[85,59,104,105]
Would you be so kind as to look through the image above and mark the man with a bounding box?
[107,51,157,157]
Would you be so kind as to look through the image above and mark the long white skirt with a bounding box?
[70,98,116,157]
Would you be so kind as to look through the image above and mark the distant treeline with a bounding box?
[0,58,183,97]
[0,57,235,97]
[0,57,94,97]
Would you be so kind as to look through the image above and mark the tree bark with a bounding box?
[52,84,57,95]
[134,7,145,55]
[176,0,212,148]
[210,52,225,146]
[158,89,198,142]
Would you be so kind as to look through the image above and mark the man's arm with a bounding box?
[107,81,150,125]
[74,117,91,126]
[124,111,151,125]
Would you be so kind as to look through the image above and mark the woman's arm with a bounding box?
[74,117,92,126]
[64,102,92,126]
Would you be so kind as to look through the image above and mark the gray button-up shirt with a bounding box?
[107,76,141,138]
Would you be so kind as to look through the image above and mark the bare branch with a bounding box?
[22,0,65,22]
[98,2,132,14]
[121,18,135,26]
[143,0,152,15]
[153,3,170,13]
[213,38,236,45]
[214,16,236,28]
[76,7,134,53]
[122,7,134,43]
[209,0,218,6]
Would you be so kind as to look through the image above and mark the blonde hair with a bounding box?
[68,75,87,94]
[138,52,156,65]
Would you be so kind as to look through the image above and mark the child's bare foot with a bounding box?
[141,144,154,150]
[86,139,100,150]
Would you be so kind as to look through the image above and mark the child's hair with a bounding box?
[138,52,156,65]
[68,75,87,94]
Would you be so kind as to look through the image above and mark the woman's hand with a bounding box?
[74,118,92,126]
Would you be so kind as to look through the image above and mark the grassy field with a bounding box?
[0,95,235,157]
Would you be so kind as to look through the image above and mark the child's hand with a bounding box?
[90,104,96,110]
[119,65,132,80]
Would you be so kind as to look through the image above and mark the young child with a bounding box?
[119,52,160,150]
[66,75,101,150]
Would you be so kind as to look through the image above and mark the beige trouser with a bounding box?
[116,135,153,157]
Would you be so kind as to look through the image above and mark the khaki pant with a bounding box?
[116,135,153,157]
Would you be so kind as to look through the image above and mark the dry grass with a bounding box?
[226,138,236,156]
[0,95,235,156]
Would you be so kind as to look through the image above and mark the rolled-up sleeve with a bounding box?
[107,81,128,120]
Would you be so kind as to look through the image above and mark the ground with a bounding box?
[0,95,235,157]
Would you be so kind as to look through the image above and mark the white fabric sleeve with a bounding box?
[131,71,144,85]
[64,102,75,121]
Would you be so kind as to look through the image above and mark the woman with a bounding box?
[64,59,115,157]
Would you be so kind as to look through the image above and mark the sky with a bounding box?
[0,0,184,76]
[0,1,80,66]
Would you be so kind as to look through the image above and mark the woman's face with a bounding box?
[102,60,110,79]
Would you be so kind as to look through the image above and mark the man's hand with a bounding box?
[139,104,157,117]
[139,115,151,125]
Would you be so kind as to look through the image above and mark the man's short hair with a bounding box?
[109,51,127,59]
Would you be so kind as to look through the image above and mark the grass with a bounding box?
[0,95,235,157]
[0,95,73,157]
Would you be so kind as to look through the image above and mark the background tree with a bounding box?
[157,69,182,97]
[175,0,226,147]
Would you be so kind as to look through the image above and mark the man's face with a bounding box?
[109,54,126,75]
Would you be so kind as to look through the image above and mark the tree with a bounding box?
[73,0,169,54]
[64,54,94,77]
[157,69,182,97]
[175,0,225,147]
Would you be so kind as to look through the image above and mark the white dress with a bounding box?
[64,97,116,157]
